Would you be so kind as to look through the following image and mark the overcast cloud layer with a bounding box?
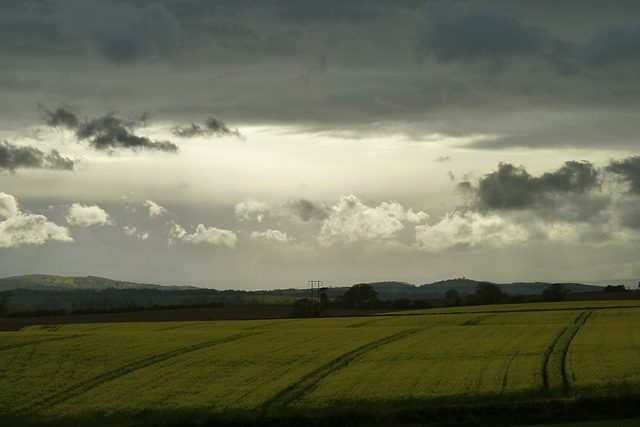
[1,1,640,289]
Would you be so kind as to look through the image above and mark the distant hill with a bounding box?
[418,278,480,297]
[0,274,614,316]
[0,275,194,292]
[0,274,605,299]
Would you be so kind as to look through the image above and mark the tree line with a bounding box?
[290,281,601,317]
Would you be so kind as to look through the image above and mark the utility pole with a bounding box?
[308,280,323,302]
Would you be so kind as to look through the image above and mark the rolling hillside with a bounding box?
[0,274,605,298]
[0,275,193,292]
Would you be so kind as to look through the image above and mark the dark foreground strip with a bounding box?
[261,328,421,412]
[12,332,260,416]
[17,394,640,427]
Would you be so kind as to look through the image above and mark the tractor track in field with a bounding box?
[541,310,592,397]
[12,332,260,415]
[0,334,86,352]
[261,328,421,412]
[346,317,388,328]
[561,310,592,395]
[541,327,567,393]
[242,319,298,330]
[501,336,529,393]
[462,314,495,326]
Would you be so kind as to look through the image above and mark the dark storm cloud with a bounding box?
[606,156,640,194]
[285,199,330,222]
[78,115,178,152]
[275,0,385,23]
[55,0,180,63]
[0,2,62,56]
[0,140,73,171]
[539,161,599,193]
[417,2,561,63]
[42,105,178,153]
[171,117,243,139]
[42,104,79,129]
[587,24,640,67]
[461,161,599,210]
[171,124,204,138]
[416,1,640,74]
[4,0,640,154]
[167,0,416,24]
[615,201,640,229]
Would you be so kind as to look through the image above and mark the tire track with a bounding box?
[261,328,420,412]
[541,326,567,394]
[242,319,297,330]
[462,314,494,326]
[0,334,86,352]
[541,310,592,397]
[561,310,592,396]
[156,322,209,331]
[501,336,530,393]
[346,317,387,328]
[501,323,557,393]
[12,332,259,415]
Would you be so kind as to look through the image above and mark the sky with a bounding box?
[2,0,640,290]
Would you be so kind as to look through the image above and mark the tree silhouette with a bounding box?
[445,289,459,299]
[319,287,328,306]
[0,291,10,316]
[474,282,507,305]
[542,283,569,301]
[343,283,379,309]
[291,298,326,318]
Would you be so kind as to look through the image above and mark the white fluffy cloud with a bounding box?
[235,198,329,224]
[66,203,114,227]
[235,199,270,223]
[318,194,428,246]
[170,223,237,248]
[250,229,293,244]
[413,210,622,253]
[143,200,167,217]
[0,193,72,248]
[418,159,640,253]
[415,211,530,252]
[123,225,149,240]
[0,192,20,219]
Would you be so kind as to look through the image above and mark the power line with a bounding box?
[308,280,323,302]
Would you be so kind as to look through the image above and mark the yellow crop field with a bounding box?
[2,301,640,426]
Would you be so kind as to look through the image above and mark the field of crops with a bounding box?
[2,301,640,426]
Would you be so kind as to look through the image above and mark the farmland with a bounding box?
[2,301,640,426]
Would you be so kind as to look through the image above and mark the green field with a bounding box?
[2,301,640,426]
